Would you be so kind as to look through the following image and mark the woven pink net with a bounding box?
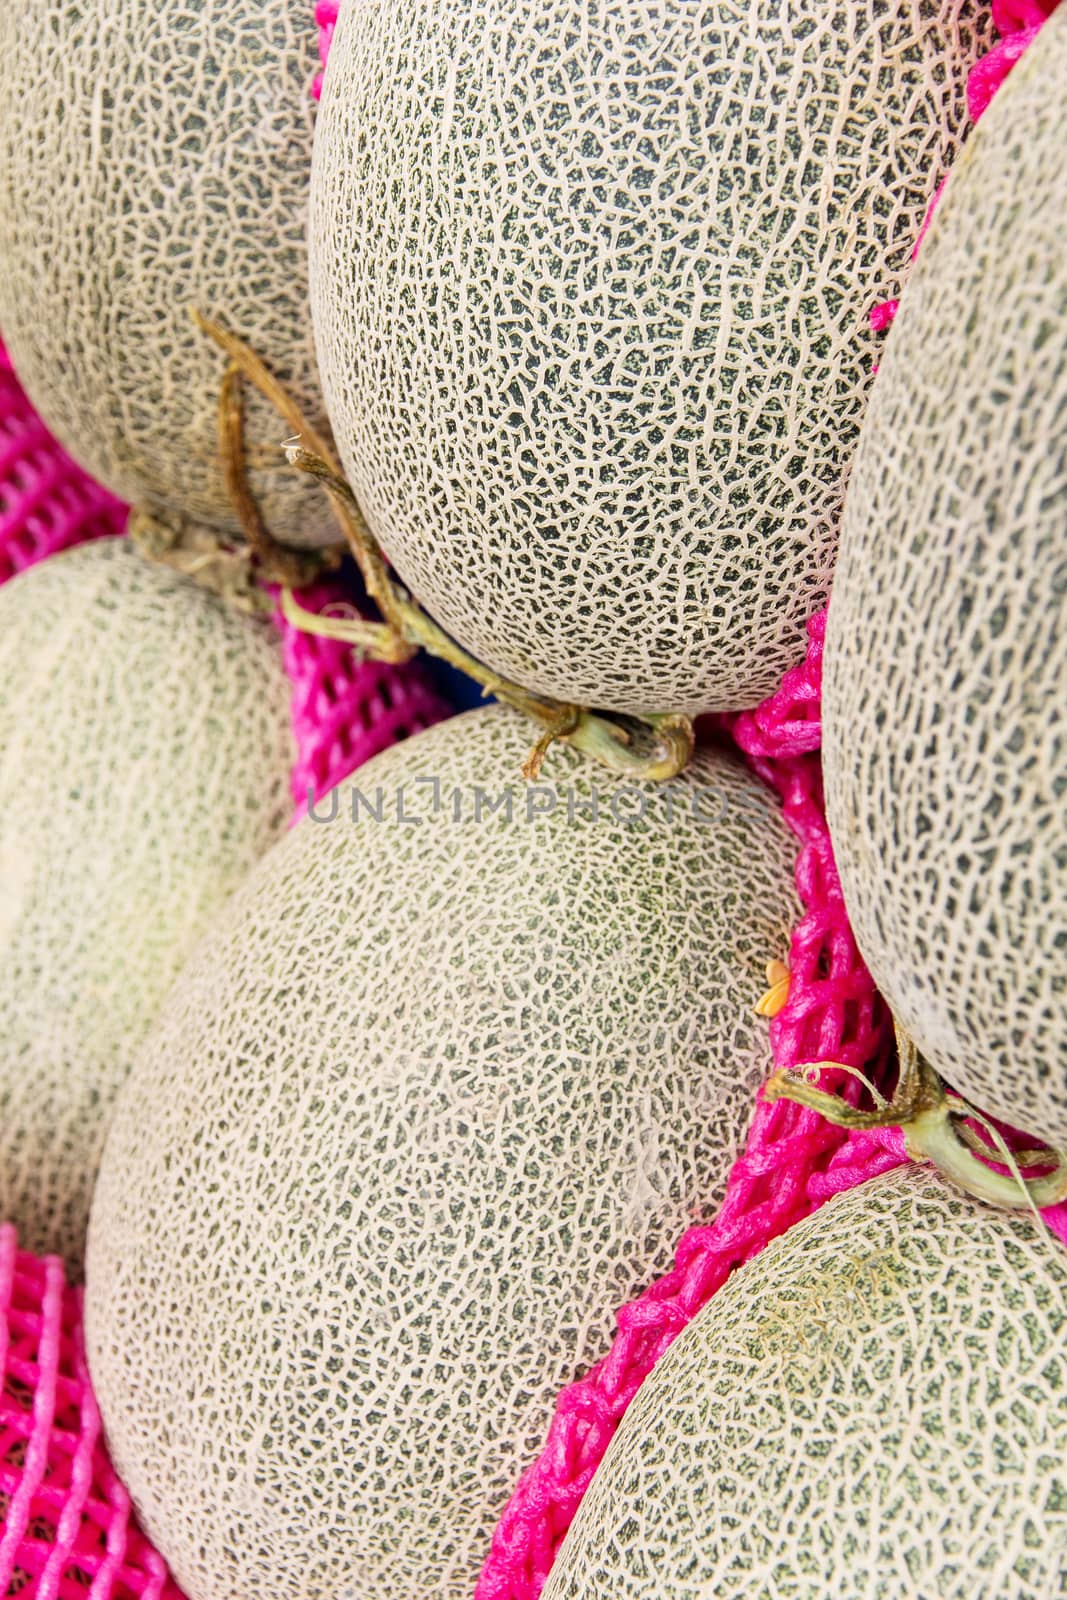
[475,617,903,1598]
[0,1,1060,1594]
[311,2,340,101]
[0,345,127,583]
[275,580,450,816]
[0,1225,183,1600]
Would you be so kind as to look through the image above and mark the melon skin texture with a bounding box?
[823,10,1067,1146]
[310,0,992,716]
[0,539,294,1274]
[86,705,801,1600]
[544,1166,1067,1600]
[0,1,331,548]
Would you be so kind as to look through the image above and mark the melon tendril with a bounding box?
[806,1059,889,1111]
[279,586,413,663]
[942,1102,1046,1230]
[129,312,348,606]
[520,708,581,781]
[765,1026,1067,1213]
[215,359,342,593]
[192,311,696,783]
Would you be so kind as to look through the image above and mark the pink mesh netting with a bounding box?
[276,579,450,815]
[311,2,339,101]
[0,1,1060,1594]
[0,344,127,583]
[479,605,1067,1599]
[0,1225,184,1599]
[475,617,902,1599]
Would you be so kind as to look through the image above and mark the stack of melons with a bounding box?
[545,13,1067,1598]
[0,2,1062,1599]
[0,0,340,1279]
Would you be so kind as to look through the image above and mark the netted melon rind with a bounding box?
[543,1165,1067,1600]
[86,705,801,1600]
[0,1,332,548]
[311,0,993,714]
[0,539,294,1273]
[823,9,1067,1144]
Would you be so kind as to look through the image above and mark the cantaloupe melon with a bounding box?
[823,8,1067,1147]
[0,1,330,550]
[0,539,293,1273]
[543,1166,1067,1600]
[85,705,801,1600]
[310,0,993,716]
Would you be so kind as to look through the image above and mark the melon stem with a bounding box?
[215,360,343,591]
[906,1102,1067,1211]
[191,311,696,782]
[127,508,276,617]
[765,1031,1067,1212]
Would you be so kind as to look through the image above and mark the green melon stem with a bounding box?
[910,1102,1067,1215]
[765,1030,1067,1212]
[192,311,696,783]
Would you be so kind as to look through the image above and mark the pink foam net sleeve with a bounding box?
[475,618,902,1600]
[479,604,1066,1600]
[275,578,452,817]
[0,1224,186,1600]
[311,2,339,100]
[0,343,128,582]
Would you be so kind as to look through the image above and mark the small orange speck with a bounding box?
[756,959,790,1018]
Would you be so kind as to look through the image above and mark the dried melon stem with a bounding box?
[128,508,274,617]
[765,1026,1067,1212]
[132,317,347,607]
[191,313,695,783]
[215,359,342,593]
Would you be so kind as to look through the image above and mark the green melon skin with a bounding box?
[0,539,294,1275]
[85,705,801,1600]
[543,1166,1067,1600]
[823,10,1067,1147]
[310,0,992,717]
[0,1,331,549]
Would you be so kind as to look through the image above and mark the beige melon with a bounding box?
[823,10,1067,1146]
[544,1166,1067,1600]
[310,0,992,716]
[0,1,330,550]
[85,705,800,1600]
[0,539,293,1273]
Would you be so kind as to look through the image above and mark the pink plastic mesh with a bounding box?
[475,619,901,1599]
[311,2,339,101]
[480,599,1066,1600]
[0,1225,184,1600]
[275,579,451,816]
[0,344,127,584]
